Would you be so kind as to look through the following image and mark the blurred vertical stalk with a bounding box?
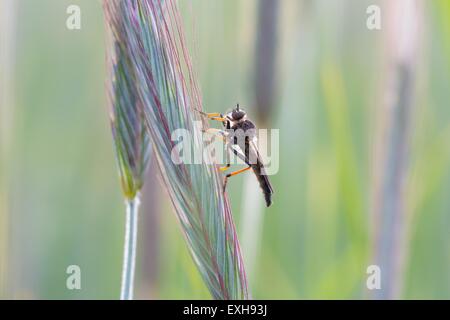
[370,0,423,299]
[253,0,279,124]
[0,0,17,298]
[137,163,160,299]
[240,0,279,284]
[120,197,140,300]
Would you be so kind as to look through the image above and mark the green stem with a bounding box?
[120,196,140,300]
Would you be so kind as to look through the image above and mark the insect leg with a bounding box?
[197,110,227,122]
[202,129,244,175]
[220,143,231,171]
[223,165,251,192]
[210,116,227,122]
[227,143,249,165]
[202,128,228,141]
[202,128,231,169]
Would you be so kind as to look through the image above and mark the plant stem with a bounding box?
[139,163,160,298]
[0,0,16,298]
[370,0,422,299]
[240,0,280,284]
[240,175,264,285]
[120,196,140,300]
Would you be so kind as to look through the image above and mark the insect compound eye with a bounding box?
[232,110,245,120]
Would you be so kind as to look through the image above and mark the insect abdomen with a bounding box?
[251,163,274,207]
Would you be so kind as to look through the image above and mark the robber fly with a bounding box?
[199,104,274,207]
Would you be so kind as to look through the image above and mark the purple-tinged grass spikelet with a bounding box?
[103,0,249,300]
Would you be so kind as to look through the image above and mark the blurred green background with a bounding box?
[1,0,450,299]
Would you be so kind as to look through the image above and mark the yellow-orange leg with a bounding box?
[202,128,227,141]
[202,127,232,172]
[220,143,231,171]
[223,165,251,192]
[197,111,227,122]
[209,116,227,121]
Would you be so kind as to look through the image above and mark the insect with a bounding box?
[199,104,274,207]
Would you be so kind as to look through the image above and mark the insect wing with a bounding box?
[248,137,274,201]
[228,143,247,164]
[247,137,264,167]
